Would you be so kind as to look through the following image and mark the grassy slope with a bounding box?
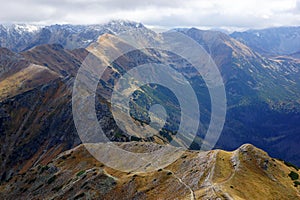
[1,142,299,200]
[0,64,60,100]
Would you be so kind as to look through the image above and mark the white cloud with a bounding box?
[0,0,299,30]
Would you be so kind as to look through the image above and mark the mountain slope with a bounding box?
[0,63,60,100]
[0,46,88,182]
[175,28,300,165]
[0,142,299,200]
[180,28,300,103]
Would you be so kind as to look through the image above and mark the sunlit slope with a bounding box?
[1,142,299,199]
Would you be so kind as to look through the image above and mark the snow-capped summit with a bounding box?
[1,24,42,34]
[0,20,154,52]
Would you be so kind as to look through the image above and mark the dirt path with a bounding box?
[162,169,195,200]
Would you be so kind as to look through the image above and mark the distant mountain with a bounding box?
[1,142,300,199]
[0,20,150,52]
[231,26,300,56]
[290,51,300,59]
[0,24,41,52]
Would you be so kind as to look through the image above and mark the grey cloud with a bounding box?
[295,1,300,13]
[95,0,192,9]
[144,13,275,30]
[0,0,298,30]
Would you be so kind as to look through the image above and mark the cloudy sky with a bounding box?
[0,0,299,31]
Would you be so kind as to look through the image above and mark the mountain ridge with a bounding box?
[0,20,151,52]
[1,142,299,200]
[231,26,300,56]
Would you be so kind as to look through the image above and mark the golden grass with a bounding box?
[0,64,59,100]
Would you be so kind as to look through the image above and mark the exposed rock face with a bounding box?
[0,142,299,200]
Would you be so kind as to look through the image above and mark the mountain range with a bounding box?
[0,21,145,52]
[0,21,300,199]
